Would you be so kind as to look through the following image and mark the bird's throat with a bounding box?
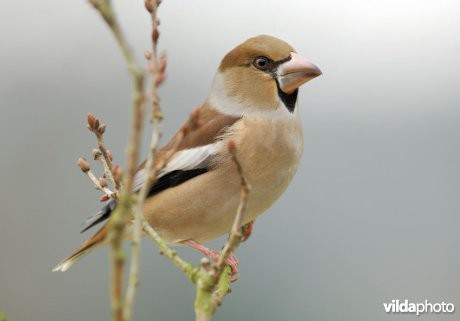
[276,81,298,113]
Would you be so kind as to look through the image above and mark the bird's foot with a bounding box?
[241,220,255,242]
[182,239,240,282]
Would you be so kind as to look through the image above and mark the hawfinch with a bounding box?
[53,35,321,273]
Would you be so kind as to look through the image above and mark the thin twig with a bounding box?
[87,169,114,197]
[77,157,115,200]
[144,0,164,121]
[125,108,201,320]
[88,1,145,321]
[215,141,251,273]
[87,113,119,190]
[123,1,163,319]
[143,221,200,282]
[124,111,199,321]
[194,140,251,321]
[87,2,253,321]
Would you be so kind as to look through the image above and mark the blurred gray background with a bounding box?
[1,0,459,320]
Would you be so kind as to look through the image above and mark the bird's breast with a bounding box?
[143,110,304,244]
[227,112,304,218]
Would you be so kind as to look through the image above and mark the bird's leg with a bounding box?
[182,239,239,275]
[241,220,255,242]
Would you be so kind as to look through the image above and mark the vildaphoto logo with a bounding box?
[383,299,455,316]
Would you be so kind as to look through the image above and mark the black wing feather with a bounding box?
[80,168,208,233]
[147,168,208,197]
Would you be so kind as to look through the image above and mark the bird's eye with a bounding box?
[253,56,270,70]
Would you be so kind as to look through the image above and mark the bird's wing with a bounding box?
[81,105,240,233]
[133,143,220,192]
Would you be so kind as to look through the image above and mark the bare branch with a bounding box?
[87,113,119,191]
[124,1,164,319]
[194,140,251,320]
[88,1,145,321]
[85,2,253,321]
[215,141,251,273]
[78,157,115,198]
[143,221,200,282]
[125,107,201,320]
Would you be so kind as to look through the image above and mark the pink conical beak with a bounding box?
[277,52,322,94]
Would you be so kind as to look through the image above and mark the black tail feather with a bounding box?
[80,199,115,233]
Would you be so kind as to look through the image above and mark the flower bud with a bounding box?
[98,124,106,134]
[158,58,167,73]
[87,113,95,127]
[144,51,152,60]
[113,165,123,182]
[154,74,165,86]
[93,117,99,130]
[106,150,113,162]
[144,0,153,12]
[78,157,91,172]
[152,28,159,43]
[99,177,108,188]
[92,149,102,160]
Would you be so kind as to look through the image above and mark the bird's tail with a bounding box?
[52,224,109,272]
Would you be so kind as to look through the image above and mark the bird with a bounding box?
[53,34,322,273]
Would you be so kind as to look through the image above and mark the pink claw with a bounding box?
[183,240,240,281]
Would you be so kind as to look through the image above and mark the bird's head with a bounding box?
[208,35,321,115]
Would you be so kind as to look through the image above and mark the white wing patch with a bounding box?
[133,168,147,192]
[163,144,219,174]
[133,143,219,192]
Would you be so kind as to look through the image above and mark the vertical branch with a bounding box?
[125,109,201,320]
[194,141,251,321]
[88,1,145,321]
[144,0,163,120]
[215,141,250,273]
[87,2,253,321]
[123,1,164,320]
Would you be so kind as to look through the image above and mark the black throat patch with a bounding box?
[276,80,298,113]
